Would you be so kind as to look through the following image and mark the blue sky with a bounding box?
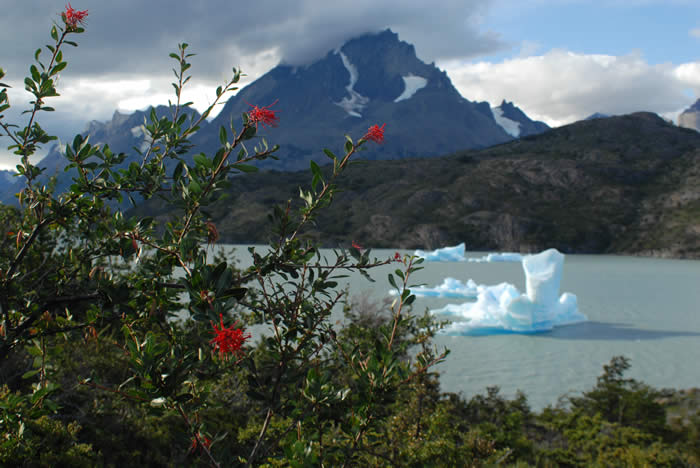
[1,0,699,169]
[483,2,700,65]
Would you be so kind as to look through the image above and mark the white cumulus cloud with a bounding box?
[442,50,700,127]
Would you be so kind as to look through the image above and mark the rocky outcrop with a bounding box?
[678,99,700,132]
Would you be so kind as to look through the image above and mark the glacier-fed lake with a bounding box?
[222,245,700,410]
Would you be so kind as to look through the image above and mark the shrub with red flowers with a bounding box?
[0,6,448,467]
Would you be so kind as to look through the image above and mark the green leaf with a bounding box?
[310,160,321,178]
[172,161,184,181]
[189,179,202,194]
[22,369,40,379]
[24,77,36,92]
[388,273,398,290]
[50,61,67,76]
[193,153,211,169]
[223,287,247,301]
[323,148,336,161]
[234,164,258,173]
[241,124,256,140]
[219,126,227,146]
[50,26,58,41]
[30,65,40,83]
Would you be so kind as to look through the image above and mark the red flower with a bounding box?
[247,100,279,129]
[352,241,363,250]
[362,123,386,144]
[62,3,88,28]
[189,434,212,454]
[210,313,250,358]
[393,252,402,262]
[205,221,219,246]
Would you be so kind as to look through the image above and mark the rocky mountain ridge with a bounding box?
[190,29,545,170]
[0,29,548,203]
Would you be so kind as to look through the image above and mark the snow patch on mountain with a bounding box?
[130,126,145,138]
[394,74,427,102]
[335,51,369,117]
[492,106,521,137]
[131,125,152,152]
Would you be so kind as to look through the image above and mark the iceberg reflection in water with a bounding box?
[413,248,587,335]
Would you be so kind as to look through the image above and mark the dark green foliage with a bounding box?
[569,356,667,437]
[1,13,698,468]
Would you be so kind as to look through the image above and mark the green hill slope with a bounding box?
[132,112,700,258]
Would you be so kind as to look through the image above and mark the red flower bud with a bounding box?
[362,123,386,144]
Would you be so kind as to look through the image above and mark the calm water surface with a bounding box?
[224,245,700,410]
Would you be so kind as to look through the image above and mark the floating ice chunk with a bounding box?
[391,277,480,299]
[492,106,521,137]
[467,252,523,263]
[414,243,465,262]
[432,249,586,334]
[394,74,428,102]
[335,51,369,117]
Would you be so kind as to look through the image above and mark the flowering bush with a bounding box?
[0,6,448,466]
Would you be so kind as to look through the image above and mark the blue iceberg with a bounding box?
[467,252,523,263]
[431,248,586,334]
[392,277,480,299]
[413,243,523,263]
[414,243,465,262]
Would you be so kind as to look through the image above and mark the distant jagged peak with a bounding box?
[490,99,550,138]
[491,106,521,138]
[585,112,611,120]
[682,98,700,113]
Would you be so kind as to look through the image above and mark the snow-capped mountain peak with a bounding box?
[491,100,550,138]
[492,105,521,137]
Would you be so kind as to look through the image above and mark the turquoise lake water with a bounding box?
[223,246,700,410]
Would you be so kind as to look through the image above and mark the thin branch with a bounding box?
[246,408,274,467]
